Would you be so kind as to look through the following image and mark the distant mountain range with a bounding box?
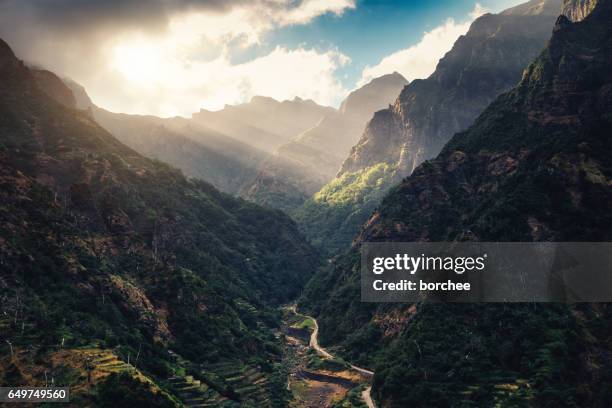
[300,0,611,406]
[33,77,267,195]
[62,81,337,196]
[192,96,334,154]
[58,70,408,213]
[242,72,408,212]
[294,0,564,254]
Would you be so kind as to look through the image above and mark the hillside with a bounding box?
[55,80,270,195]
[295,0,562,254]
[61,80,333,196]
[300,0,612,406]
[192,96,334,154]
[0,38,320,406]
[242,73,408,212]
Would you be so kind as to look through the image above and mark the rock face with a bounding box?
[0,37,319,400]
[31,69,77,109]
[358,0,610,244]
[561,0,599,20]
[242,73,408,212]
[342,0,563,175]
[295,0,562,253]
[301,1,611,406]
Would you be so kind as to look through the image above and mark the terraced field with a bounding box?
[206,361,274,407]
[167,374,228,407]
[164,349,276,408]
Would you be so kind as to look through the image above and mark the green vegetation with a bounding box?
[294,163,400,254]
[95,372,177,408]
[293,317,315,331]
[0,38,320,406]
[367,303,611,407]
[331,385,368,408]
[300,3,612,407]
[307,354,349,372]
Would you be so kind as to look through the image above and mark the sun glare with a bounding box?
[111,40,165,86]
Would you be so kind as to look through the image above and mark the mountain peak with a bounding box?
[0,38,18,68]
[365,71,408,87]
[374,71,407,82]
[339,73,408,116]
[501,0,563,16]
[250,95,279,106]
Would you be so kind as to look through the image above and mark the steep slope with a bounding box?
[301,1,612,406]
[0,38,319,405]
[57,80,268,195]
[93,109,267,195]
[242,73,408,212]
[295,0,562,254]
[192,96,334,154]
[561,0,599,19]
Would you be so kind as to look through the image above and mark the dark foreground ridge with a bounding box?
[0,37,320,406]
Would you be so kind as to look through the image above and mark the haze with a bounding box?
[0,0,523,117]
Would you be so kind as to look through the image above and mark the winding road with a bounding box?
[299,308,377,408]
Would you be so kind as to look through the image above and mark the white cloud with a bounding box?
[358,3,487,86]
[94,44,349,117]
[165,0,355,49]
[278,0,356,25]
[2,0,355,117]
[92,0,356,116]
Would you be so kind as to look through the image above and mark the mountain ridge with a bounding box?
[192,94,334,154]
[59,79,328,195]
[300,1,611,406]
[0,37,319,405]
[240,72,408,212]
[294,0,562,254]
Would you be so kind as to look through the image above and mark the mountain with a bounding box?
[560,0,598,19]
[295,0,563,254]
[192,96,334,154]
[0,38,320,406]
[300,1,612,406]
[53,80,269,195]
[242,73,408,212]
[58,80,332,196]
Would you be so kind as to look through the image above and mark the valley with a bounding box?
[1,0,611,407]
[281,305,374,408]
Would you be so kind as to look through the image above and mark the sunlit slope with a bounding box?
[295,0,562,254]
[301,1,612,406]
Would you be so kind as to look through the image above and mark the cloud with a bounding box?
[0,0,355,116]
[358,3,487,86]
[0,1,354,38]
[96,45,349,116]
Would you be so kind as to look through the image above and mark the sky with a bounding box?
[0,0,528,117]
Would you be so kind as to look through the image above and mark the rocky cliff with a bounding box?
[242,73,407,212]
[295,0,563,254]
[561,0,599,20]
[301,0,611,406]
[341,0,562,176]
